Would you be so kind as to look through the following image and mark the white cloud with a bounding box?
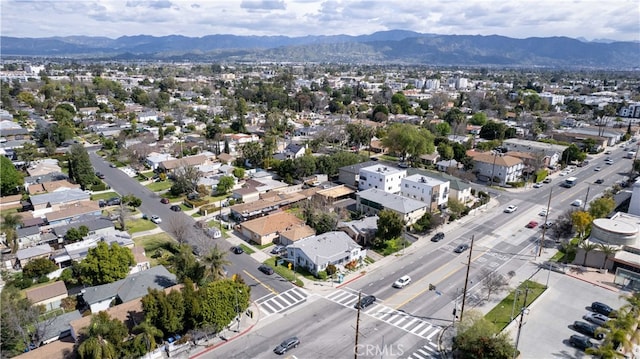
[1,0,638,42]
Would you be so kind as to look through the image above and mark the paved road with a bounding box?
[88,151,294,300]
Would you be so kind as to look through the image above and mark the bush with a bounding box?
[37,276,50,283]
[317,271,328,280]
[11,273,33,289]
[184,198,209,208]
[91,182,108,191]
[326,264,337,276]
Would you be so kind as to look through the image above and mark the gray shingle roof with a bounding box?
[36,310,82,343]
[52,218,114,238]
[29,188,90,206]
[16,244,52,260]
[81,265,177,306]
[357,188,427,214]
[290,231,360,263]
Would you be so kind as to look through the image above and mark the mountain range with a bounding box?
[2,30,639,69]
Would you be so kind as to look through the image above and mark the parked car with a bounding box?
[538,209,549,217]
[533,183,543,188]
[95,172,105,179]
[258,265,274,275]
[591,302,614,317]
[150,215,162,224]
[595,179,604,184]
[106,197,121,206]
[526,221,539,229]
[431,232,445,242]
[271,245,285,254]
[231,246,244,255]
[273,336,300,355]
[504,205,518,213]
[584,312,610,327]
[573,321,604,340]
[109,163,117,168]
[454,244,469,253]
[542,221,555,229]
[571,199,583,207]
[543,178,552,184]
[170,205,182,212]
[354,295,376,309]
[160,198,170,204]
[392,275,412,288]
[569,334,595,351]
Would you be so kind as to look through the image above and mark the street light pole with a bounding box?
[513,287,530,359]
[538,187,553,257]
[459,235,475,322]
[489,131,499,187]
[583,185,591,211]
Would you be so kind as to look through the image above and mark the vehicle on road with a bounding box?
[526,221,539,228]
[231,246,244,255]
[354,295,376,309]
[605,150,612,155]
[170,205,182,212]
[109,163,117,168]
[594,167,602,171]
[150,215,162,224]
[392,275,412,288]
[160,198,170,204]
[538,209,549,217]
[572,321,604,340]
[571,199,583,207]
[504,205,518,213]
[454,244,470,253]
[591,302,614,317]
[584,312,610,327]
[605,159,614,165]
[595,179,604,184]
[563,177,578,188]
[431,232,445,242]
[258,265,274,275]
[533,183,543,188]
[543,178,552,184]
[569,334,595,351]
[273,336,300,355]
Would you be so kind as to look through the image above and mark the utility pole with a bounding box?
[538,187,553,257]
[583,185,590,211]
[459,235,475,322]
[513,286,530,359]
[354,291,362,359]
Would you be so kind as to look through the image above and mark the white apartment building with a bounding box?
[358,165,407,194]
[540,92,565,106]
[401,174,450,212]
[425,79,440,90]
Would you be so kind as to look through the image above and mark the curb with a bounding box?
[337,272,366,288]
[565,273,619,293]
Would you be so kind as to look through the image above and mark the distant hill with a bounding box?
[2,31,638,69]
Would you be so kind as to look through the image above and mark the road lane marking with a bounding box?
[243,270,278,295]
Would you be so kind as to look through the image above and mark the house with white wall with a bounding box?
[356,188,428,226]
[358,165,407,194]
[401,174,450,212]
[286,231,366,276]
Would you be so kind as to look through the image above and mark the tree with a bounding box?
[412,213,432,233]
[198,279,250,333]
[443,108,466,135]
[202,245,231,282]
[480,269,509,300]
[216,175,235,195]
[170,243,205,284]
[561,144,587,165]
[479,121,507,141]
[437,142,455,161]
[382,123,434,163]
[589,197,616,219]
[122,194,142,210]
[294,155,317,179]
[77,311,128,359]
[580,241,599,267]
[1,212,23,253]
[130,322,163,357]
[376,209,404,243]
[65,225,89,242]
[598,244,618,269]
[571,211,593,239]
[77,242,135,286]
[22,257,57,279]
[240,141,264,168]
[346,122,375,150]
[434,122,452,136]
[452,310,515,359]
[232,167,245,179]
[141,288,184,337]
[469,112,488,126]
[1,284,43,356]
[0,155,23,195]
[167,216,191,245]
[448,198,467,220]
[170,164,202,196]
[15,142,39,166]
[68,143,97,190]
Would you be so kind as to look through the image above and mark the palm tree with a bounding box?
[77,335,118,359]
[132,321,163,353]
[598,244,619,270]
[202,245,231,282]
[580,241,599,267]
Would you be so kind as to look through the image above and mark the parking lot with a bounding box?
[507,269,627,358]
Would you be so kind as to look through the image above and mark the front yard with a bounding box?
[126,218,157,234]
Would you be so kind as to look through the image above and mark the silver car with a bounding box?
[583,312,610,327]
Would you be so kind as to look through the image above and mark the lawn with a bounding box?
[133,233,175,267]
[238,243,255,254]
[377,238,411,256]
[126,218,157,234]
[263,257,304,287]
[484,280,547,331]
[145,180,173,192]
[90,191,119,201]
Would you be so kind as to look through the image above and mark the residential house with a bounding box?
[358,164,407,194]
[401,174,450,212]
[159,154,210,173]
[273,143,306,161]
[312,185,355,210]
[368,137,388,154]
[31,310,81,348]
[27,179,79,195]
[53,231,134,268]
[356,188,428,226]
[137,111,158,124]
[51,218,114,241]
[419,153,441,166]
[24,281,68,312]
[467,150,525,186]
[45,201,101,228]
[30,188,91,217]
[23,172,69,190]
[286,231,366,276]
[414,170,473,205]
[230,191,308,222]
[217,152,236,165]
[129,246,150,274]
[502,138,566,167]
[279,225,316,246]
[145,152,175,170]
[338,161,378,189]
[436,158,461,172]
[15,244,52,268]
[79,265,177,313]
[338,215,379,246]
[239,211,311,246]
[16,226,42,249]
[26,159,62,177]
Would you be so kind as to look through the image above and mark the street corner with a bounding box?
[336,271,367,288]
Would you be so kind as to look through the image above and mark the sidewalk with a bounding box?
[187,301,261,359]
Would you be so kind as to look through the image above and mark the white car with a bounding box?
[504,205,518,213]
[571,199,583,207]
[584,312,610,327]
[150,215,162,224]
[559,172,567,176]
[605,159,614,165]
[594,167,602,171]
[538,209,549,217]
[533,183,543,188]
[392,275,412,288]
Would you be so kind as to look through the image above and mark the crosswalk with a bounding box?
[256,287,308,318]
[325,290,442,341]
[405,342,440,359]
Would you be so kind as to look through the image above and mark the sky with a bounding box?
[1,0,639,42]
